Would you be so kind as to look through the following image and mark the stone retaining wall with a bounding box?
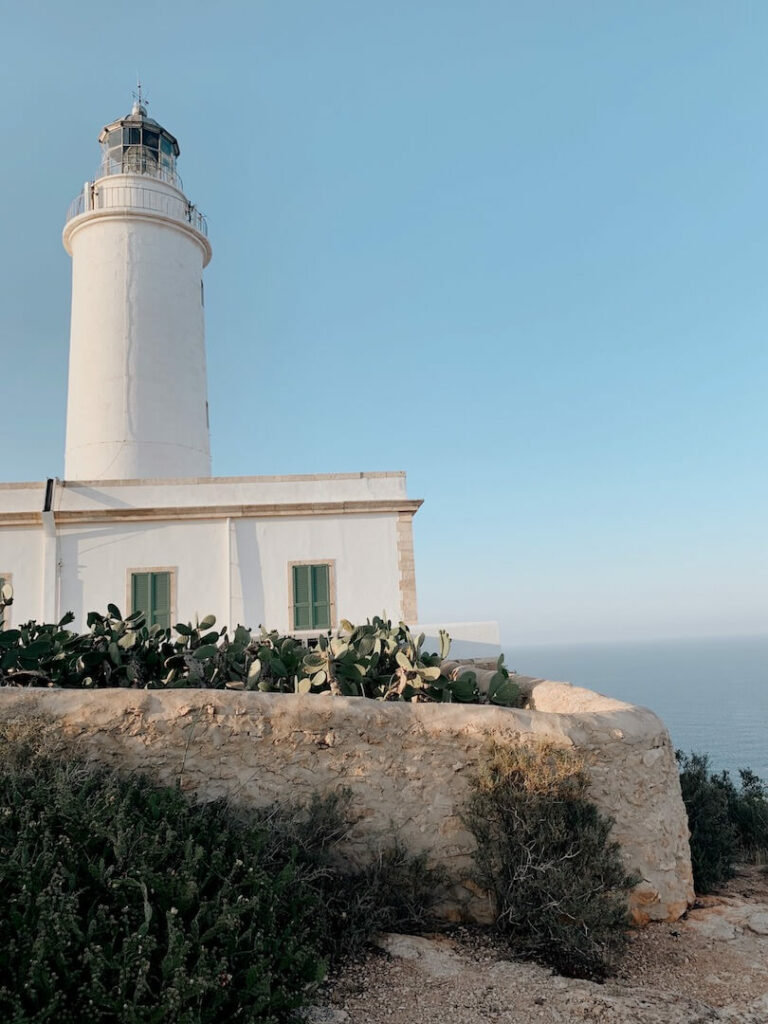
[0,678,694,925]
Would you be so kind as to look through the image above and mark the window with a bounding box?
[130,570,173,629]
[291,563,333,631]
[0,572,10,627]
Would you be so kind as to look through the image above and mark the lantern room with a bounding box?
[98,100,181,185]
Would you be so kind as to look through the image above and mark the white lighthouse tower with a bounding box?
[0,90,447,650]
[62,95,212,480]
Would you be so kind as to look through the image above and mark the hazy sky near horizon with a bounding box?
[1,1,766,644]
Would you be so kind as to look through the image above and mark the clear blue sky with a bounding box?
[1,1,766,644]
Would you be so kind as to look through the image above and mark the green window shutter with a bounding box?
[292,563,331,630]
[151,572,171,630]
[132,572,150,619]
[293,565,312,630]
[132,571,171,628]
[311,564,331,629]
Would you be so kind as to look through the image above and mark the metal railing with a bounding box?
[66,177,208,237]
[98,157,183,191]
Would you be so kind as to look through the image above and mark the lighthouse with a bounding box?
[62,96,212,480]
[0,91,456,649]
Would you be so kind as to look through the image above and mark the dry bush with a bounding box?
[465,743,638,980]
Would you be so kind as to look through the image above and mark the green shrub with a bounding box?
[0,585,521,708]
[465,744,637,981]
[237,791,445,958]
[0,723,442,1023]
[677,751,768,893]
[0,756,320,1022]
[677,752,736,893]
[723,767,768,863]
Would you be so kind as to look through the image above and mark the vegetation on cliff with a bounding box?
[465,743,638,980]
[677,750,768,893]
[0,585,521,706]
[0,718,442,1023]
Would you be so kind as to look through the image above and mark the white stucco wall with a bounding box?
[0,482,46,513]
[63,175,211,481]
[0,474,420,630]
[0,526,43,627]
[0,476,409,630]
[54,473,408,507]
[0,475,408,513]
[50,511,402,631]
[417,621,501,659]
[57,519,226,627]
[229,513,402,631]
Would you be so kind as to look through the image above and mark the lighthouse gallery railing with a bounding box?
[66,178,208,238]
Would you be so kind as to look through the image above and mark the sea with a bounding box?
[504,635,768,783]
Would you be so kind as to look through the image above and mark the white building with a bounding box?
[0,97,499,655]
[0,99,420,635]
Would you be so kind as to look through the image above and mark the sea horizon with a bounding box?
[504,633,768,783]
[504,629,768,650]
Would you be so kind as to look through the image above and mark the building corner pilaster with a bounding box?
[396,511,418,623]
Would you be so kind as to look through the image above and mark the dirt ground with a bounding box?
[307,866,768,1024]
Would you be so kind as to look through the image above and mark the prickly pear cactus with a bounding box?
[0,605,522,707]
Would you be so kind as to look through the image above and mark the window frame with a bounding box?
[0,571,12,628]
[126,567,176,630]
[288,560,336,634]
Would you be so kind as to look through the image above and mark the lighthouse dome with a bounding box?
[98,102,181,187]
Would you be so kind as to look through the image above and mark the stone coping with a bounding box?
[0,472,407,489]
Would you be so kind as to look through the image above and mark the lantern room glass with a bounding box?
[101,124,178,180]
